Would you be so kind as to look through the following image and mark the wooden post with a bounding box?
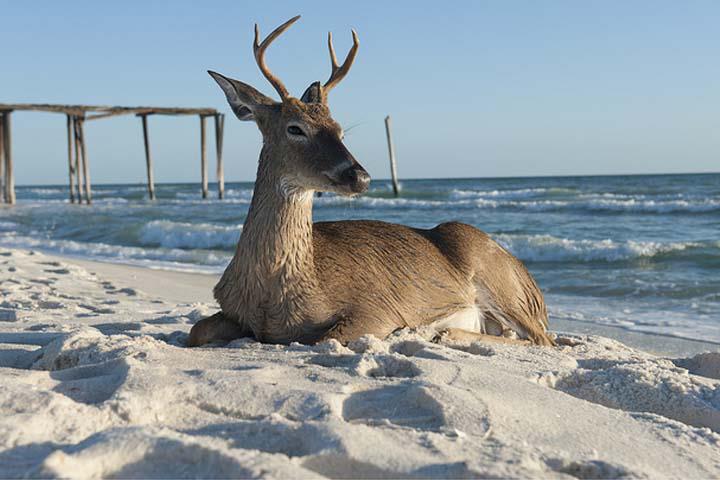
[0,114,5,204]
[2,112,15,205]
[66,115,76,203]
[200,114,208,199]
[73,116,84,204]
[77,118,91,204]
[384,115,400,197]
[214,113,225,199]
[140,114,156,200]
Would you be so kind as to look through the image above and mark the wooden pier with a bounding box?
[0,103,225,204]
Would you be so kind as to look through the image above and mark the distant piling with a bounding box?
[384,115,400,197]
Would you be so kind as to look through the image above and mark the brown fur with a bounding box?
[189,17,554,348]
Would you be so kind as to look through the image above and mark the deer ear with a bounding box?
[208,70,275,121]
[300,81,324,104]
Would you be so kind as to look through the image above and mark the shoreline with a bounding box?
[64,256,219,305]
[50,252,720,358]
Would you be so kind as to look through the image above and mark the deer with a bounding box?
[188,16,554,348]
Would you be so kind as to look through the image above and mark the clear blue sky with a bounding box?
[3,1,719,185]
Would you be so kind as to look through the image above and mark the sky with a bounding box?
[2,1,719,185]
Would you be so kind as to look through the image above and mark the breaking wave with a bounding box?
[139,220,241,249]
[494,234,714,263]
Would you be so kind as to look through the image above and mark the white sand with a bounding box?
[1,248,719,478]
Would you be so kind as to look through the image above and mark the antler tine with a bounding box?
[327,32,339,69]
[323,29,359,95]
[253,15,301,100]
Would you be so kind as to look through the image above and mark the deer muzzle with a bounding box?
[338,164,371,194]
[321,139,370,195]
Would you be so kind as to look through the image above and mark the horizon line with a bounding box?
[13,170,720,188]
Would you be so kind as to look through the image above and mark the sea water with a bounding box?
[1,173,718,343]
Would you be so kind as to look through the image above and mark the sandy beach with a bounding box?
[1,246,718,478]
[3,1,719,477]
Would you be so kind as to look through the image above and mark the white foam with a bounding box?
[139,220,241,249]
[578,198,720,213]
[492,198,720,213]
[449,187,560,200]
[315,195,483,210]
[0,234,230,273]
[175,188,254,203]
[23,188,62,196]
[495,234,701,262]
[0,221,18,232]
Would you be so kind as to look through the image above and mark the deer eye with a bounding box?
[287,125,306,136]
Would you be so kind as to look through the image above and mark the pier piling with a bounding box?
[200,115,208,199]
[215,113,225,200]
[73,117,84,204]
[78,118,91,204]
[140,114,156,200]
[66,115,76,203]
[0,114,4,203]
[1,112,15,204]
[384,115,400,197]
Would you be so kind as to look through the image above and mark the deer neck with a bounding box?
[214,146,324,340]
[241,149,316,279]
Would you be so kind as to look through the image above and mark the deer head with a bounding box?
[208,15,370,196]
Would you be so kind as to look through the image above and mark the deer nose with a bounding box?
[340,165,371,193]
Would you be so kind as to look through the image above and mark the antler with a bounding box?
[323,29,360,98]
[253,15,300,101]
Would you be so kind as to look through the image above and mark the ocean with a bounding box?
[1,173,718,344]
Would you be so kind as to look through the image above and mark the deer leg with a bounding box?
[433,327,531,346]
[187,311,251,347]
